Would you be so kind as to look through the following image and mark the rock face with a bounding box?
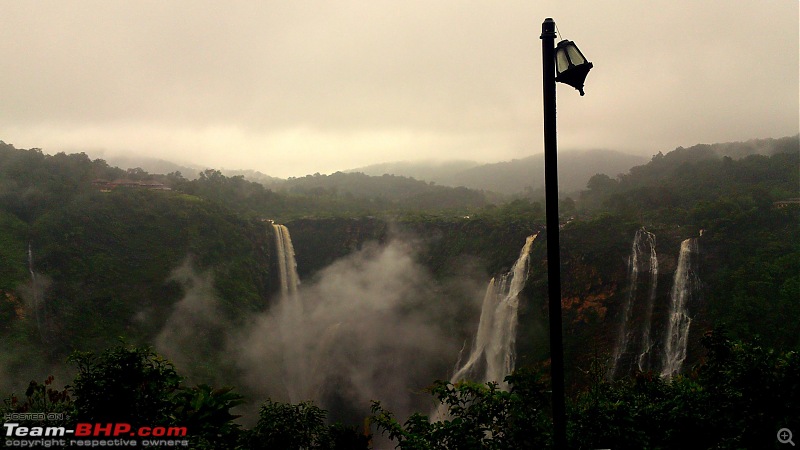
[1,291,25,320]
[285,216,714,384]
[285,217,389,279]
[286,216,539,280]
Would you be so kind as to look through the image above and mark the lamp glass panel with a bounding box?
[556,50,570,74]
[566,45,586,65]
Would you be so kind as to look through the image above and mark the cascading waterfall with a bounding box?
[608,228,658,379]
[432,234,537,421]
[272,223,300,304]
[636,232,659,372]
[448,234,537,388]
[271,223,307,402]
[28,243,46,340]
[661,238,699,377]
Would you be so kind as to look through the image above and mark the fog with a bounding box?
[235,239,471,423]
[153,238,488,426]
[154,259,232,386]
[1,1,797,177]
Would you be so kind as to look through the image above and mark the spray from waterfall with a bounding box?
[448,234,537,388]
[241,231,458,426]
[608,228,658,379]
[661,238,699,377]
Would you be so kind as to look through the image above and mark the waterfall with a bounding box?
[272,223,300,304]
[28,243,46,340]
[636,231,659,372]
[608,228,658,379]
[661,238,699,377]
[448,234,537,388]
[271,223,307,402]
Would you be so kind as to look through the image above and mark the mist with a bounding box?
[234,238,479,424]
[0,272,73,398]
[154,258,233,386]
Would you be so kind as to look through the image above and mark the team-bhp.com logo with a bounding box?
[5,422,189,447]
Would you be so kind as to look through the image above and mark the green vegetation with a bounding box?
[13,188,272,357]
[371,329,799,450]
[571,136,799,355]
[1,343,366,450]
[174,168,493,221]
[579,137,798,220]
[371,369,552,449]
[0,135,796,448]
[246,400,370,450]
[0,211,27,290]
[4,330,795,449]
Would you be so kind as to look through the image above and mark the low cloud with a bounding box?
[151,238,487,425]
[154,258,230,385]
[234,239,471,423]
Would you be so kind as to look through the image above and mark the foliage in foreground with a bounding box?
[372,329,799,450]
[2,330,798,449]
[371,370,551,450]
[246,399,370,450]
[1,344,366,450]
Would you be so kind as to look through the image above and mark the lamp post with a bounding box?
[540,17,592,450]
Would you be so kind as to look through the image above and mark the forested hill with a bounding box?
[272,136,795,197]
[1,135,795,352]
[0,141,493,224]
[579,135,799,217]
[0,136,797,448]
[266,171,493,211]
[452,149,647,194]
[349,149,647,195]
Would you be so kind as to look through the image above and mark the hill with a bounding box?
[452,149,647,194]
[348,159,481,184]
[349,149,647,195]
[90,153,206,179]
[0,135,796,433]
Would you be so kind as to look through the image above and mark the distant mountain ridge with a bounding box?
[37,135,797,195]
[352,149,648,195]
[454,149,647,194]
[86,154,204,179]
[348,137,798,195]
[347,160,481,184]
[92,153,285,184]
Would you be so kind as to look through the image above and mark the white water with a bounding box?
[609,228,658,378]
[637,231,659,372]
[272,224,300,304]
[271,223,307,401]
[661,238,698,377]
[448,234,537,388]
[28,243,45,339]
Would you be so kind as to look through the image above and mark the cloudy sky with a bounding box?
[1,1,797,178]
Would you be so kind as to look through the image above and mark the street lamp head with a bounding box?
[554,40,593,96]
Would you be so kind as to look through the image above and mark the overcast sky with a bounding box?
[1,1,798,178]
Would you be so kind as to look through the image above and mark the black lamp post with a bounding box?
[540,17,592,450]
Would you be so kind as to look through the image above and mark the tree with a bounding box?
[68,345,182,426]
[67,344,244,448]
[568,329,800,449]
[370,370,552,449]
[172,384,244,450]
[245,399,369,450]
